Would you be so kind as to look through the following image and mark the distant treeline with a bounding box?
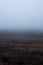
[0,31,43,37]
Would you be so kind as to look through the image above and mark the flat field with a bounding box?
[0,36,43,65]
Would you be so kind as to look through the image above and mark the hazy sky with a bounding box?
[0,0,43,30]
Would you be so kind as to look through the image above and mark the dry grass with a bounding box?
[0,36,43,65]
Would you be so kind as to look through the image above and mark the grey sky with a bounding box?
[0,0,43,30]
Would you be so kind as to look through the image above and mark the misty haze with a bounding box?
[0,0,43,65]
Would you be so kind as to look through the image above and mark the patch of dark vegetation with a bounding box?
[0,36,43,65]
[0,46,43,65]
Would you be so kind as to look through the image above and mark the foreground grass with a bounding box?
[0,45,43,65]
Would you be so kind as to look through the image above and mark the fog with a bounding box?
[0,0,43,31]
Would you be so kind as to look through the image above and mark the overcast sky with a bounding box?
[0,0,43,31]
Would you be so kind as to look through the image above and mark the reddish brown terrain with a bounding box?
[1,36,43,51]
[0,36,43,65]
